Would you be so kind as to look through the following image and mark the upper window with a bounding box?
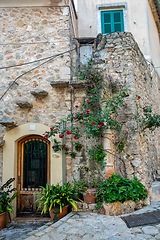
[101,10,124,34]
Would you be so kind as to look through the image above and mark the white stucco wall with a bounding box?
[77,0,160,75]
[147,2,160,75]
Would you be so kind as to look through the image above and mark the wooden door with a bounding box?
[17,135,50,217]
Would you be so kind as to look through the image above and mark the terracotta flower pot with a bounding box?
[83,188,96,203]
[0,212,6,229]
[50,205,68,221]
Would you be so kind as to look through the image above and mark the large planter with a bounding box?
[83,188,96,203]
[103,200,144,216]
[49,205,68,221]
[0,212,6,229]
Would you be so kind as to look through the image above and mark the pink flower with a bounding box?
[50,128,53,130]
[87,100,91,104]
[138,96,141,99]
[80,113,83,115]
[92,121,95,125]
[54,131,57,134]
[45,134,48,137]
[76,137,79,139]
[47,131,49,134]
[52,146,55,149]
[156,115,158,118]
[75,112,77,114]
[59,135,64,138]
[100,122,104,126]
[43,136,46,138]
[97,125,100,128]
[62,144,66,147]
[74,117,78,119]
[74,136,77,139]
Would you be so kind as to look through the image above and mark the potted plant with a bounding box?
[36,182,78,221]
[72,177,87,201]
[82,176,102,204]
[0,178,17,229]
[72,171,103,204]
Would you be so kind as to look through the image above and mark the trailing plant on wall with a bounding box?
[134,95,160,131]
[44,60,160,179]
[43,60,130,173]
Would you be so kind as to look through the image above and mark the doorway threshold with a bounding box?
[13,217,51,223]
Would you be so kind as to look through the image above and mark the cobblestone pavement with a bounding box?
[1,198,160,240]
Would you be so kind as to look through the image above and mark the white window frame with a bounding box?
[96,2,128,35]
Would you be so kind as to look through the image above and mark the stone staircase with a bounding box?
[150,169,160,200]
[156,169,160,181]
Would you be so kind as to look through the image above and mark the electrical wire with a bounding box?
[0,40,70,46]
[0,52,70,70]
[0,39,95,100]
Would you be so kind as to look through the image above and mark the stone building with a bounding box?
[76,0,160,76]
[0,0,160,217]
[0,0,78,216]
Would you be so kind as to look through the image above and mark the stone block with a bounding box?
[0,117,17,128]
[50,81,69,88]
[103,201,123,216]
[30,89,48,98]
[0,139,5,148]
[103,199,144,216]
[88,204,96,211]
[122,200,136,214]
[135,200,143,210]
[15,99,33,109]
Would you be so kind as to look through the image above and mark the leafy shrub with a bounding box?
[96,174,147,203]
[36,182,78,214]
[0,178,17,214]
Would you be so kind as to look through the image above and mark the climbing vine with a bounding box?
[43,60,130,171]
[43,60,160,175]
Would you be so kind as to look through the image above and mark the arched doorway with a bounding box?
[17,135,50,217]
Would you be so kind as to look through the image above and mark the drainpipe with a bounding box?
[62,122,66,184]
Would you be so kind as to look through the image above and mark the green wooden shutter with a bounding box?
[101,10,124,34]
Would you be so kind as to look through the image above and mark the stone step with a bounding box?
[157,169,160,175]
[156,175,160,181]
[151,181,160,196]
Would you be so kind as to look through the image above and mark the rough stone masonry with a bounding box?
[0,3,159,191]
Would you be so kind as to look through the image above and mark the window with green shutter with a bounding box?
[101,10,124,34]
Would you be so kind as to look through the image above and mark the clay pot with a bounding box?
[0,212,6,229]
[50,205,68,221]
[83,188,96,203]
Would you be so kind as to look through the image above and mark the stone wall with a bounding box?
[0,5,159,190]
[91,32,160,187]
[0,5,77,185]
[69,32,160,188]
